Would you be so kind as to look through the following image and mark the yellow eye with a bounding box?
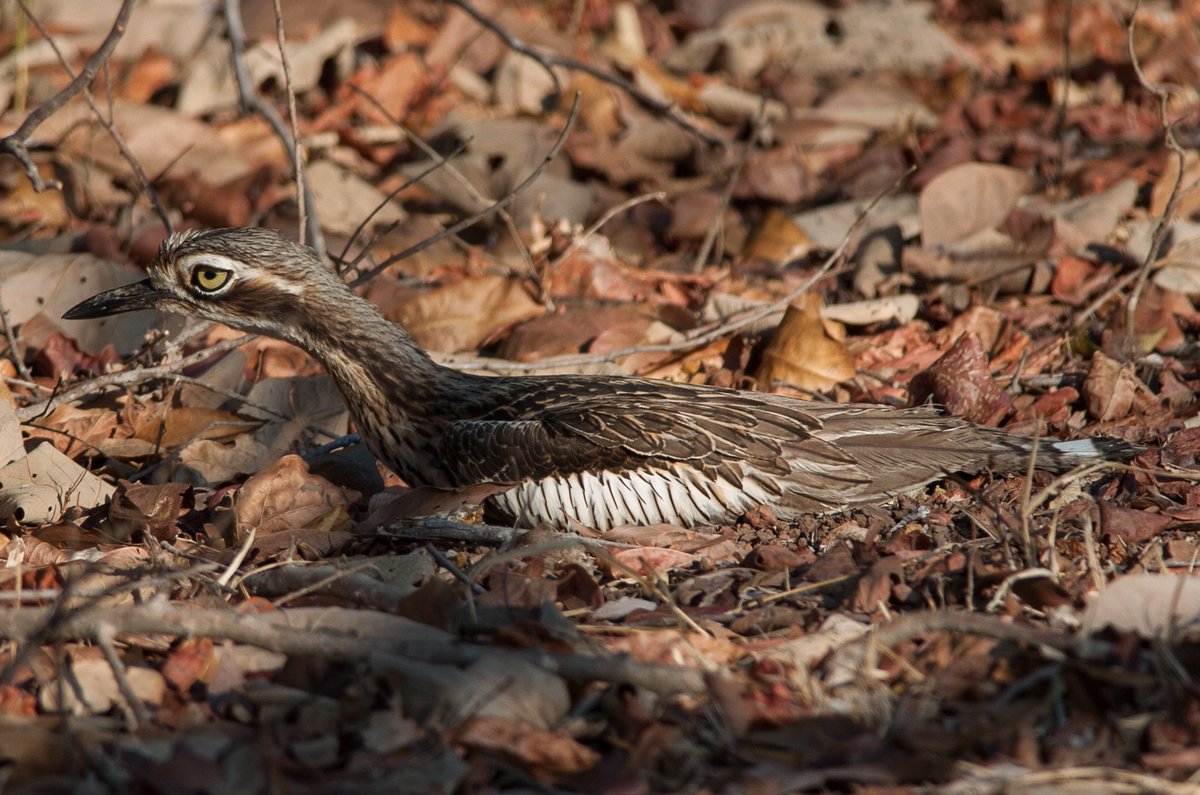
[191,267,231,292]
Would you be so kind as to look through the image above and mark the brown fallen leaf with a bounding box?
[919,162,1031,247]
[1098,501,1174,545]
[743,207,816,266]
[1083,351,1140,422]
[608,546,701,576]
[909,333,1012,426]
[162,638,217,693]
[362,482,511,527]
[756,293,856,393]
[132,406,256,448]
[235,454,353,535]
[390,274,542,352]
[453,716,600,776]
[107,481,192,542]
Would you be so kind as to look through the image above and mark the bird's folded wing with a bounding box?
[438,392,854,485]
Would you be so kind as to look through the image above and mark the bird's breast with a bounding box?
[488,464,780,531]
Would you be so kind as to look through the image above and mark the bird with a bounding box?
[64,227,1136,532]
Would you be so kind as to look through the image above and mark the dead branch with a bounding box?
[16,335,250,422]
[828,610,1114,680]
[444,0,724,148]
[349,93,582,287]
[240,562,421,610]
[269,0,308,247]
[0,0,134,191]
[441,167,913,375]
[0,601,708,695]
[224,0,325,259]
[343,84,537,292]
[372,517,522,547]
[1119,0,1190,359]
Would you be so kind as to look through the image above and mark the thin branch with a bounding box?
[348,93,582,287]
[444,0,725,148]
[95,623,152,730]
[16,336,250,422]
[691,104,765,273]
[1120,0,1188,359]
[0,602,708,695]
[0,288,33,383]
[15,0,171,232]
[0,0,134,191]
[271,0,307,246]
[223,0,325,259]
[343,83,537,289]
[441,166,914,375]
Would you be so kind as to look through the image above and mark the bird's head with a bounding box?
[63,227,339,339]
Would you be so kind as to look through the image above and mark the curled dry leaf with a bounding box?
[453,716,600,775]
[909,334,1012,426]
[0,400,23,468]
[1083,352,1140,422]
[1151,235,1200,295]
[107,481,192,542]
[756,293,856,393]
[40,650,164,715]
[0,443,116,523]
[743,208,816,265]
[235,454,353,535]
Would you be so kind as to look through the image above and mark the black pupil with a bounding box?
[202,270,217,283]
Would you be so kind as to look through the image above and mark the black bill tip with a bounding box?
[62,279,167,320]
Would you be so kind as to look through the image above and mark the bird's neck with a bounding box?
[284,289,468,473]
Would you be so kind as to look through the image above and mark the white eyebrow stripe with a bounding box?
[178,253,304,295]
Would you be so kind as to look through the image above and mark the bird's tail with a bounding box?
[1021,435,1141,471]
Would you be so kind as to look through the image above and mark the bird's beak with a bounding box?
[62,279,170,319]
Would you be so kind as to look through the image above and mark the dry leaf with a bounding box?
[1081,573,1200,640]
[743,208,816,264]
[756,293,855,392]
[132,406,255,448]
[1151,235,1200,294]
[391,275,542,352]
[1084,352,1139,422]
[919,162,1031,247]
[909,334,1012,426]
[235,454,352,535]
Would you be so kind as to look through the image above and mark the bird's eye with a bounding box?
[191,266,231,293]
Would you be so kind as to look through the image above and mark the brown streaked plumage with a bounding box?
[64,227,1137,531]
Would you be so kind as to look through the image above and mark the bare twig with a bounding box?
[344,84,536,285]
[95,622,152,730]
[0,602,708,695]
[0,289,32,382]
[691,105,765,273]
[16,335,250,422]
[442,166,913,375]
[270,0,307,246]
[1053,0,1074,186]
[1119,1,1189,358]
[829,610,1113,679]
[348,93,582,287]
[444,0,724,148]
[15,0,171,231]
[0,0,134,191]
[425,543,487,595]
[224,0,325,258]
[373,517,521,547]
[547,190,666,272]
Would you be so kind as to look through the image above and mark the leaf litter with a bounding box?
[0,0,1196,792]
